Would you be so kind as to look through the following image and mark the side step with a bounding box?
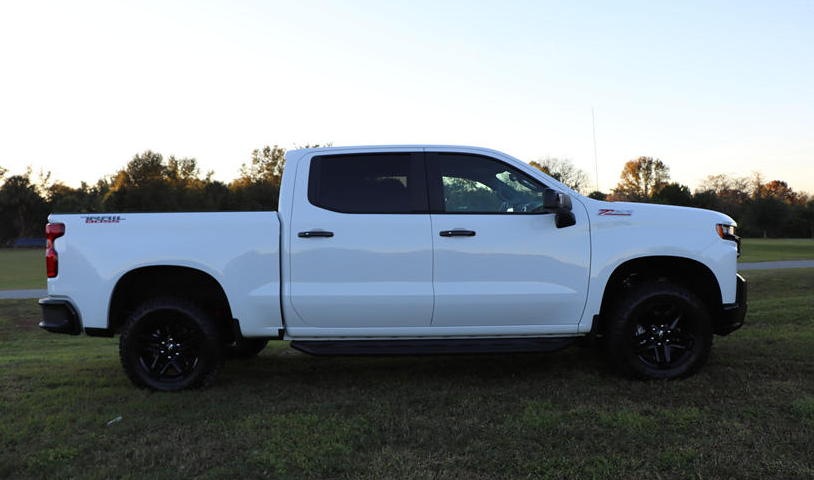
[289,337,575,356]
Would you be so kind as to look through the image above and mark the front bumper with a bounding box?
[714,274,747,335]
[39,297,81,335]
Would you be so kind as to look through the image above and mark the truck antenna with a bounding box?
[592,106,599,193]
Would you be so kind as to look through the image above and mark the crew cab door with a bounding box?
[288,152,434,328]
[426,151,590,327]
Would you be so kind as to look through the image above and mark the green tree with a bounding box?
[749,196,790,238]
[653,182,692,206]
[803,199,814,239]
[0,168,49,242]
[103,151,215,212]
[587,191,607,200]
[229,144,330,211]
[236,145,287,185]
[229,146,288,211]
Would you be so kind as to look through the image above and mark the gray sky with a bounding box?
[1,0,812,193]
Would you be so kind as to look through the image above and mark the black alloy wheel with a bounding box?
[607,282,712,379]
[630,301,696,369]
[120,298,223,391]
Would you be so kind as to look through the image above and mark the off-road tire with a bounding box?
[119,297,224,391]
[606,282,712,380]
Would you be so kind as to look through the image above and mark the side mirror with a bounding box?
[543,189,576,228]
[543,189,573,211]
[555,211,576,228]
[543,189,561,210]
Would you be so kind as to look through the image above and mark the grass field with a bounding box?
[0,249,44,290]
[739,238,814,263]
[1,269,813,479]
[0,239,812,292]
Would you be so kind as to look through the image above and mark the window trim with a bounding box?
[308,152,429,214]
[425,152,552,215]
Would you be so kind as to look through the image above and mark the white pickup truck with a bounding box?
[39,145,746,391]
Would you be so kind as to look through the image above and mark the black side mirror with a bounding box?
[555,211,576,228]
[543,189,576,228]
[559,193,572,210]
[543,189,561,210]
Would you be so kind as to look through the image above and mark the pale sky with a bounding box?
[1,0,812,194]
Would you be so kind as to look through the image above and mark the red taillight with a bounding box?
[46,223,65,278]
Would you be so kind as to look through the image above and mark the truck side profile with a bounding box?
[39,145,747,391]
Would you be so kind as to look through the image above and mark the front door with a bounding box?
[288,152,434,328]
[427,152,591,327]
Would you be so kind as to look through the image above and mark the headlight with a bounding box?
[716,224,740,257]
[716,224,736,240]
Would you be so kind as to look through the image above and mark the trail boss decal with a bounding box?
[81,215,124,224]
[597,209,632,216]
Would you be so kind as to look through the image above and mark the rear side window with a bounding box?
[308,153,427,213]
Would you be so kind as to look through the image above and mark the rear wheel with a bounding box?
[119,297,223,391]
[606,282,712,379]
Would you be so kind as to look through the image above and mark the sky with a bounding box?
[1,0,812,194]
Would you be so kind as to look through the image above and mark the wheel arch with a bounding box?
[595,255,722,336]
[108,265,234,336]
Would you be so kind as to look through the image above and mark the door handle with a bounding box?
[439,229,476,237]
[298,230,334,238]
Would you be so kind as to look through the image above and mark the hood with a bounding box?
[577,197,736,228]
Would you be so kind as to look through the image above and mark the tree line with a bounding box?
[1,148,812,244]
[0,145,295,244]
[532,155,814,238]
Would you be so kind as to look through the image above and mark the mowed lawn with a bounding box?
[0,269,812,479]
[0,249,44,290]
[739,238,814,263]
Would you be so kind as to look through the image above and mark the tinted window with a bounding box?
[309,153,424,213]
[437,154,548,213]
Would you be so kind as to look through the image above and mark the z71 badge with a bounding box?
[597,209,632,216]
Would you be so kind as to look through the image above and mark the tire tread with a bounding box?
[606,282,712,380]
[119,297,224,391]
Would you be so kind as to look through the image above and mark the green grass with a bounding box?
[0,249,45,290]
[1,270,813,479]
[740,238,814,263]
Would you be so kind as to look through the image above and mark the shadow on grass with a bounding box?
[218,343,613,389]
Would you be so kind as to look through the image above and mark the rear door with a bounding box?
[288,151,434,328]
[427,151,591,327]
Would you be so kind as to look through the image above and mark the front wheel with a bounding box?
[606,283,712,379]
[119,297,224,391]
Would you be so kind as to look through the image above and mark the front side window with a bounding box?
[437,154,548,213]
[308,153,425,213]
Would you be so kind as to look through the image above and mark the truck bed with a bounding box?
[46,212,283,336]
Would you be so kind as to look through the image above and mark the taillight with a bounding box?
[46,223,65,278]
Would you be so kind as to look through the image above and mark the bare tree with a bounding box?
[529,157,590,193]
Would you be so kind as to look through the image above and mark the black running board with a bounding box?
[289,337,575,356]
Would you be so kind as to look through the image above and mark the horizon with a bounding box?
[1,0,811,194]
